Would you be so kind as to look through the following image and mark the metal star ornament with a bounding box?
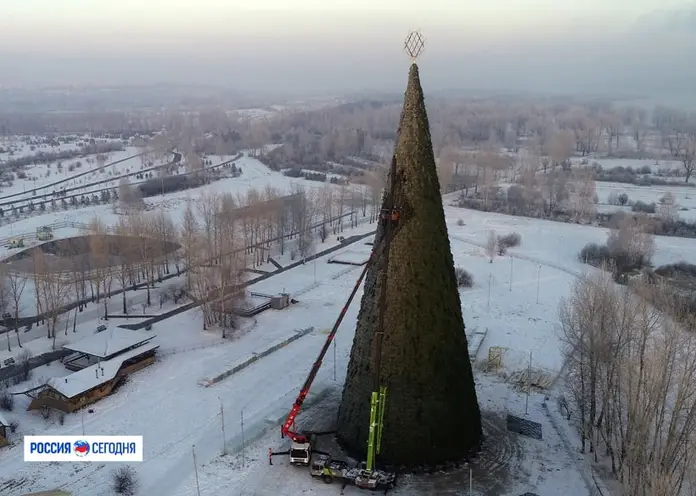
[404,30,425,63]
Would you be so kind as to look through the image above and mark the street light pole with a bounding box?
[241,408,246,468]
[487,273,492,310]
[192,445,201,496]
[218,397,226,455]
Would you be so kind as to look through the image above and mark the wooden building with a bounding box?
[0,411,9,447]
[23,329,159,413]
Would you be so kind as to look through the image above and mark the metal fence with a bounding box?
[0,348,70,383]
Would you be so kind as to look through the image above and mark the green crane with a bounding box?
[365,155,399,473]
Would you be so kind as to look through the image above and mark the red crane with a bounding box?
[269,156,400,468]
[268,251,374,465]
[268,209,399,467]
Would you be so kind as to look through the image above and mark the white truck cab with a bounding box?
[289,440,311,465]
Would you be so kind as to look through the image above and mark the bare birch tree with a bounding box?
[485,230,497,263]
[6,269,26,348]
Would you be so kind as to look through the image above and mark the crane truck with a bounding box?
[268,214,399,492]
[268,246,377,467]
[269,152,401,493]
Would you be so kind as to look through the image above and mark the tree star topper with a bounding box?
[404,30,425,62]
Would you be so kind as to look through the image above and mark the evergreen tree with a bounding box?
[337,63,482,468]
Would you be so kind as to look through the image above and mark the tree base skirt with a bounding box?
[335,434,485,475]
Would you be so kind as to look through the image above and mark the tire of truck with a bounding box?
[322,474,333,484]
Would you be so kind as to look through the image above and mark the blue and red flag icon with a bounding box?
[74,440,90,457]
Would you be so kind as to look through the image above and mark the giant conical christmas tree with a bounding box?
[336,63,482,468]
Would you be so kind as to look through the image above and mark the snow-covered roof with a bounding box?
[62,328,156,359]
[0,410,8,427]
[47,342,159,399]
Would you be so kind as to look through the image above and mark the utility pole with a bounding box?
[536,265,541,304]
[240,408,246,468]
[192,445,201,496]
[487,273,492,310]
[333,338,337,381]
[525,351,532,415]
[81,408,85,436]
[509,256,513,291]
[218,397,226,455]
[469,468,472,495]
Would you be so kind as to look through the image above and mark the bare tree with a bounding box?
[658,192,678,222]
[6,270,26,348]
[548,130,575,169]
[680,137,696,183]
[606,213,655,268]
[485,230,497,263]
[0,266,10,352]
[560,273,696,494]
[114,219,135,314]
[570,168,596,223]
[87,217,112,316]
[32,251,70,342]
[126,212,154,307]
[180,201,199,289]
[118,177,144,212]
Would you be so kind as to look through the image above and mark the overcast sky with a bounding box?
[1,0,694,98]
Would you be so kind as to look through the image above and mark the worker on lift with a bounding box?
[380,208,400,226]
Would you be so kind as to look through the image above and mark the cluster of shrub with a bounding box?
[282,168,349,184]
[595,165,691,186]
[581,240,696,329]
[458,186,696,239]
[453,231,522,289]
[137,167,237,198]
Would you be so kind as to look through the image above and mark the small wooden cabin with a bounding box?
[27,342,159,413]
[0,411,9,447]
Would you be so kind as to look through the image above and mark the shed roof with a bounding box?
[0,410,8,427]
[47,342,159,399]
[62,328,155,359]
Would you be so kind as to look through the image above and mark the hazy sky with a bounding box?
[1,0,695,98]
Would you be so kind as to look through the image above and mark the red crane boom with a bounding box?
[281,255,374,443]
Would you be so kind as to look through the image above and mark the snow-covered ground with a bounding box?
[0,152,356,249]
[0,220,376,366]
[577,156,683,172]
[595,181,696,221]
[0,136,83,163]
[2,204,683,495]
[2,145,696,494]
[0,147,144,199]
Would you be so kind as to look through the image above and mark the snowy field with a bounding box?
[595,181,696,221]
[0,136,83,163]
[2,145,696,494]
[581,156,684,173]
[0,151,346,252]
[2,204,688,494]
[0,147,146,199]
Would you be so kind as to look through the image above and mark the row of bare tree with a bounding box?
[560,271,696,495]
[0,182,364,349]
